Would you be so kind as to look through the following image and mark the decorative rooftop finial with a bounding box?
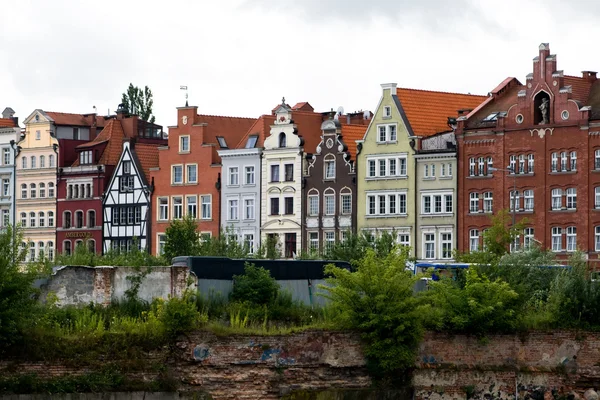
[282,96,286,105]
[180,85,188,107]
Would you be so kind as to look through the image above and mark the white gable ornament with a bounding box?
[182,116,188,125]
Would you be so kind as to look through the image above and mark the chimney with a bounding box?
[582,71,597,82]
[116,103,129,120]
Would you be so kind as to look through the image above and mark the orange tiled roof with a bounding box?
[73,118,125,167]
[290,110,325,154]
[0,118,16,128]
[235,115,275,149]
[564,76,593,104]
[195,115,255,149]
[45,111,107,127]
[133,143,160,180]
[341,123,368,159]
[396,88,487,136]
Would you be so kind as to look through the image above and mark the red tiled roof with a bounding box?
[292,102,314,112]
[466,83,524,129]
[396,88,487,136]
[341,123,368,159]
[289,111,325,154]
[0,118,16,128]
[195,115,255,149]
[235,115,275,149]
[73,118,125,167]
[564,76,593,104]
[45,111,107,127]
[133,143,160,180]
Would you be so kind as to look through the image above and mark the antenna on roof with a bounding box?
[180,85,188,107]
[363,110,371,120]
[337,106,344,116]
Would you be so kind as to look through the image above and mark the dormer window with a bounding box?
[245,135,258,149]
[216,136,228,148]
[279,132,286,147]
[80,150,93,165]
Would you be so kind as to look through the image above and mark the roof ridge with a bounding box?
[398,87,486,98]
[197,114,256,120]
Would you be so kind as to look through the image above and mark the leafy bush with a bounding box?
[422,268,520,335]
[155,292,205,337]
[230,263,279,305]
[320,246,423,377]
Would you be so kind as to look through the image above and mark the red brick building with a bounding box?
[457,43,600,263]
[149,106,254,256]
[56,107,165,255]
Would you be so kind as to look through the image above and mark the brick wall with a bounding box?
[3,330,600,399]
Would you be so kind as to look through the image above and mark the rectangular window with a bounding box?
[309,232,319,252]
[324,195,335,215]
[228,199,238,220]
[173,197,183,219]
[324,160,335,179]
[378,126,386,142]
[270,164,280,182]
[399,158,407,176]
[469,192,479,213]
[389,125,397,141]
[228,167,239,186]
[509,155,516,173]
[486,157,493,175]
[596,150,600,170]
[510,190,520,212]
[378,195,386,215]
[441,163,446,177]
[186,164,197,183]
[441,233,452,259]
[424,164,429,178]
[284,197,294,214]
[552,227,562,252]
[570,151,577,171]
[368,160,376,177]
[566,226,577,252]
[469,229,479,252]
[379,159,386,176]
[423,195,431,214]
[561,151,568,172]
[524,228,535,249]
[388,194,396,214]
[172,165,183,184]
[135,207,141,224]
[120,208,126,225]
[3,148,9,166]
[2,210,8,227]
[180,136,190,152]
[483,192,493,213]
[434,195,442,213]
[518,154,525,174]
[325,231,335,253]
[551,189,562,210]
[270,197,279,215]
[2,179,8,197]
[397,234,410,247]
[244,198,255,220]
[367,195,376,215]
[527,154,534,173]
[596,227,600,252]
[127,207,134,224]
[187,196,197,218]
[469,158,475,176]
[398,194,406,214]
[389,159,396,176]
[245,166,255,185]
[551,152,558,172]
[566,188,576,210]
[159,197,168,220]
[243,234,255,254]
[383,106,391,118]
[284,164,294,181]
[201,196,211,219]
[158,235,166,256]
[308,195,319,216]
[524,190,534,211]
[478,157,484,176]
[424,233,435,259]
[341,194,352,214]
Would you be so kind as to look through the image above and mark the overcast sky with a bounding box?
[1,0,599,128]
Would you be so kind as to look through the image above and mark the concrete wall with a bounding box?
[39,265,191,306]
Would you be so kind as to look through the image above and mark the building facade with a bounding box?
[0,108,20,230]
[456,43,600,263]
[302,113,367,255]
[150,106,254,256]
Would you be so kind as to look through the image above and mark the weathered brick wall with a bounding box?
[3,330,600,399]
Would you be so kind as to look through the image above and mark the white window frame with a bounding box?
[228,198,239,220]
[440,232,452,259]
[423,233,435,259]
[524,190,534,211]
[551,188,562,210]
[228,166,239,186]
[186,164,198,184]
[365,155,408,179]
[201,195,212,219]
[524,227,535,249]
[469,192,479,213]
[308,191,319,216]
[469,229,479,252]
[244,166,255,185]
[244,198,255,220]
[483,192,493,213]
[551,227,562,252]
[376,123,398,143]
[172,196,183,220]
[179,135,190,152]
[309,232,319,253]
[365,192,407,216]
[172,165,183,185]
[383,105,392,118]
[566,188,576,210]
[158,197,169,220]
[566,226,577,252]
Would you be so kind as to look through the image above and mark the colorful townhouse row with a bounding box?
[5,43,600,265]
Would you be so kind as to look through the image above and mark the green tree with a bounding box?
[0,226,41,349]
[320,246,423,377]
[121,83,155,123]
[163,215,200,261]
[230,263,279,305]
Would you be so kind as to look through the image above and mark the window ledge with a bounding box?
[549,171,576,175]
[467,175,492,179]
[244,183,257,187]
[227,185,240,188]
[186,182,198,185]
[439,176,453,180]
[420,213,454,218]
[550,209,577,213]
[376,140,398,145]
[365,176,408,181]
[423,177,435,181]
[178,151,191,155]
[365,214,408,219]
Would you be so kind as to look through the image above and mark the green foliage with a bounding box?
[53,239,165,268]
[121,83,155,123]
[163,215,202,260]
[422,268,520,335]
[0,225,41,349]
[155,292,206,337]
[230,263,279,305]
[320,246,423,377]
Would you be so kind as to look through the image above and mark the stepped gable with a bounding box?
[397,88,487,135]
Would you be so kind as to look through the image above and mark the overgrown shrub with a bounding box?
[155,292,205,337]
[320,246,423,378]
[230,263,279,305]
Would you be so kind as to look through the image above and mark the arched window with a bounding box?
[63,240,72,256]
[307,189,319,217]
[21,157,27,169]
[39,183,46,198]
[48,211,54,227]
[75,211,83,228]
[63,211,71,229]
[49,154,55,167]
[29,212,36,227]
[37,241,45,259]
[278,132,286,147]
[48,182,55,198]
[38,211,45,227]
[323,188,335,216]
[30,183,36,199]
[20,242,26,261]
[20,212,26,227]
[340,187,352,215]
[87,210,96,228]
[75,239,83,250]
[21,183,27,199]
[29,242,36,262]
[47,241,54,261]
[324,154,336,180]
[87,239,95,253]
[40,155,45,168]
[30,156,36,168]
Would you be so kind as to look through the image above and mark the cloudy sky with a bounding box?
[1,0,599,127]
